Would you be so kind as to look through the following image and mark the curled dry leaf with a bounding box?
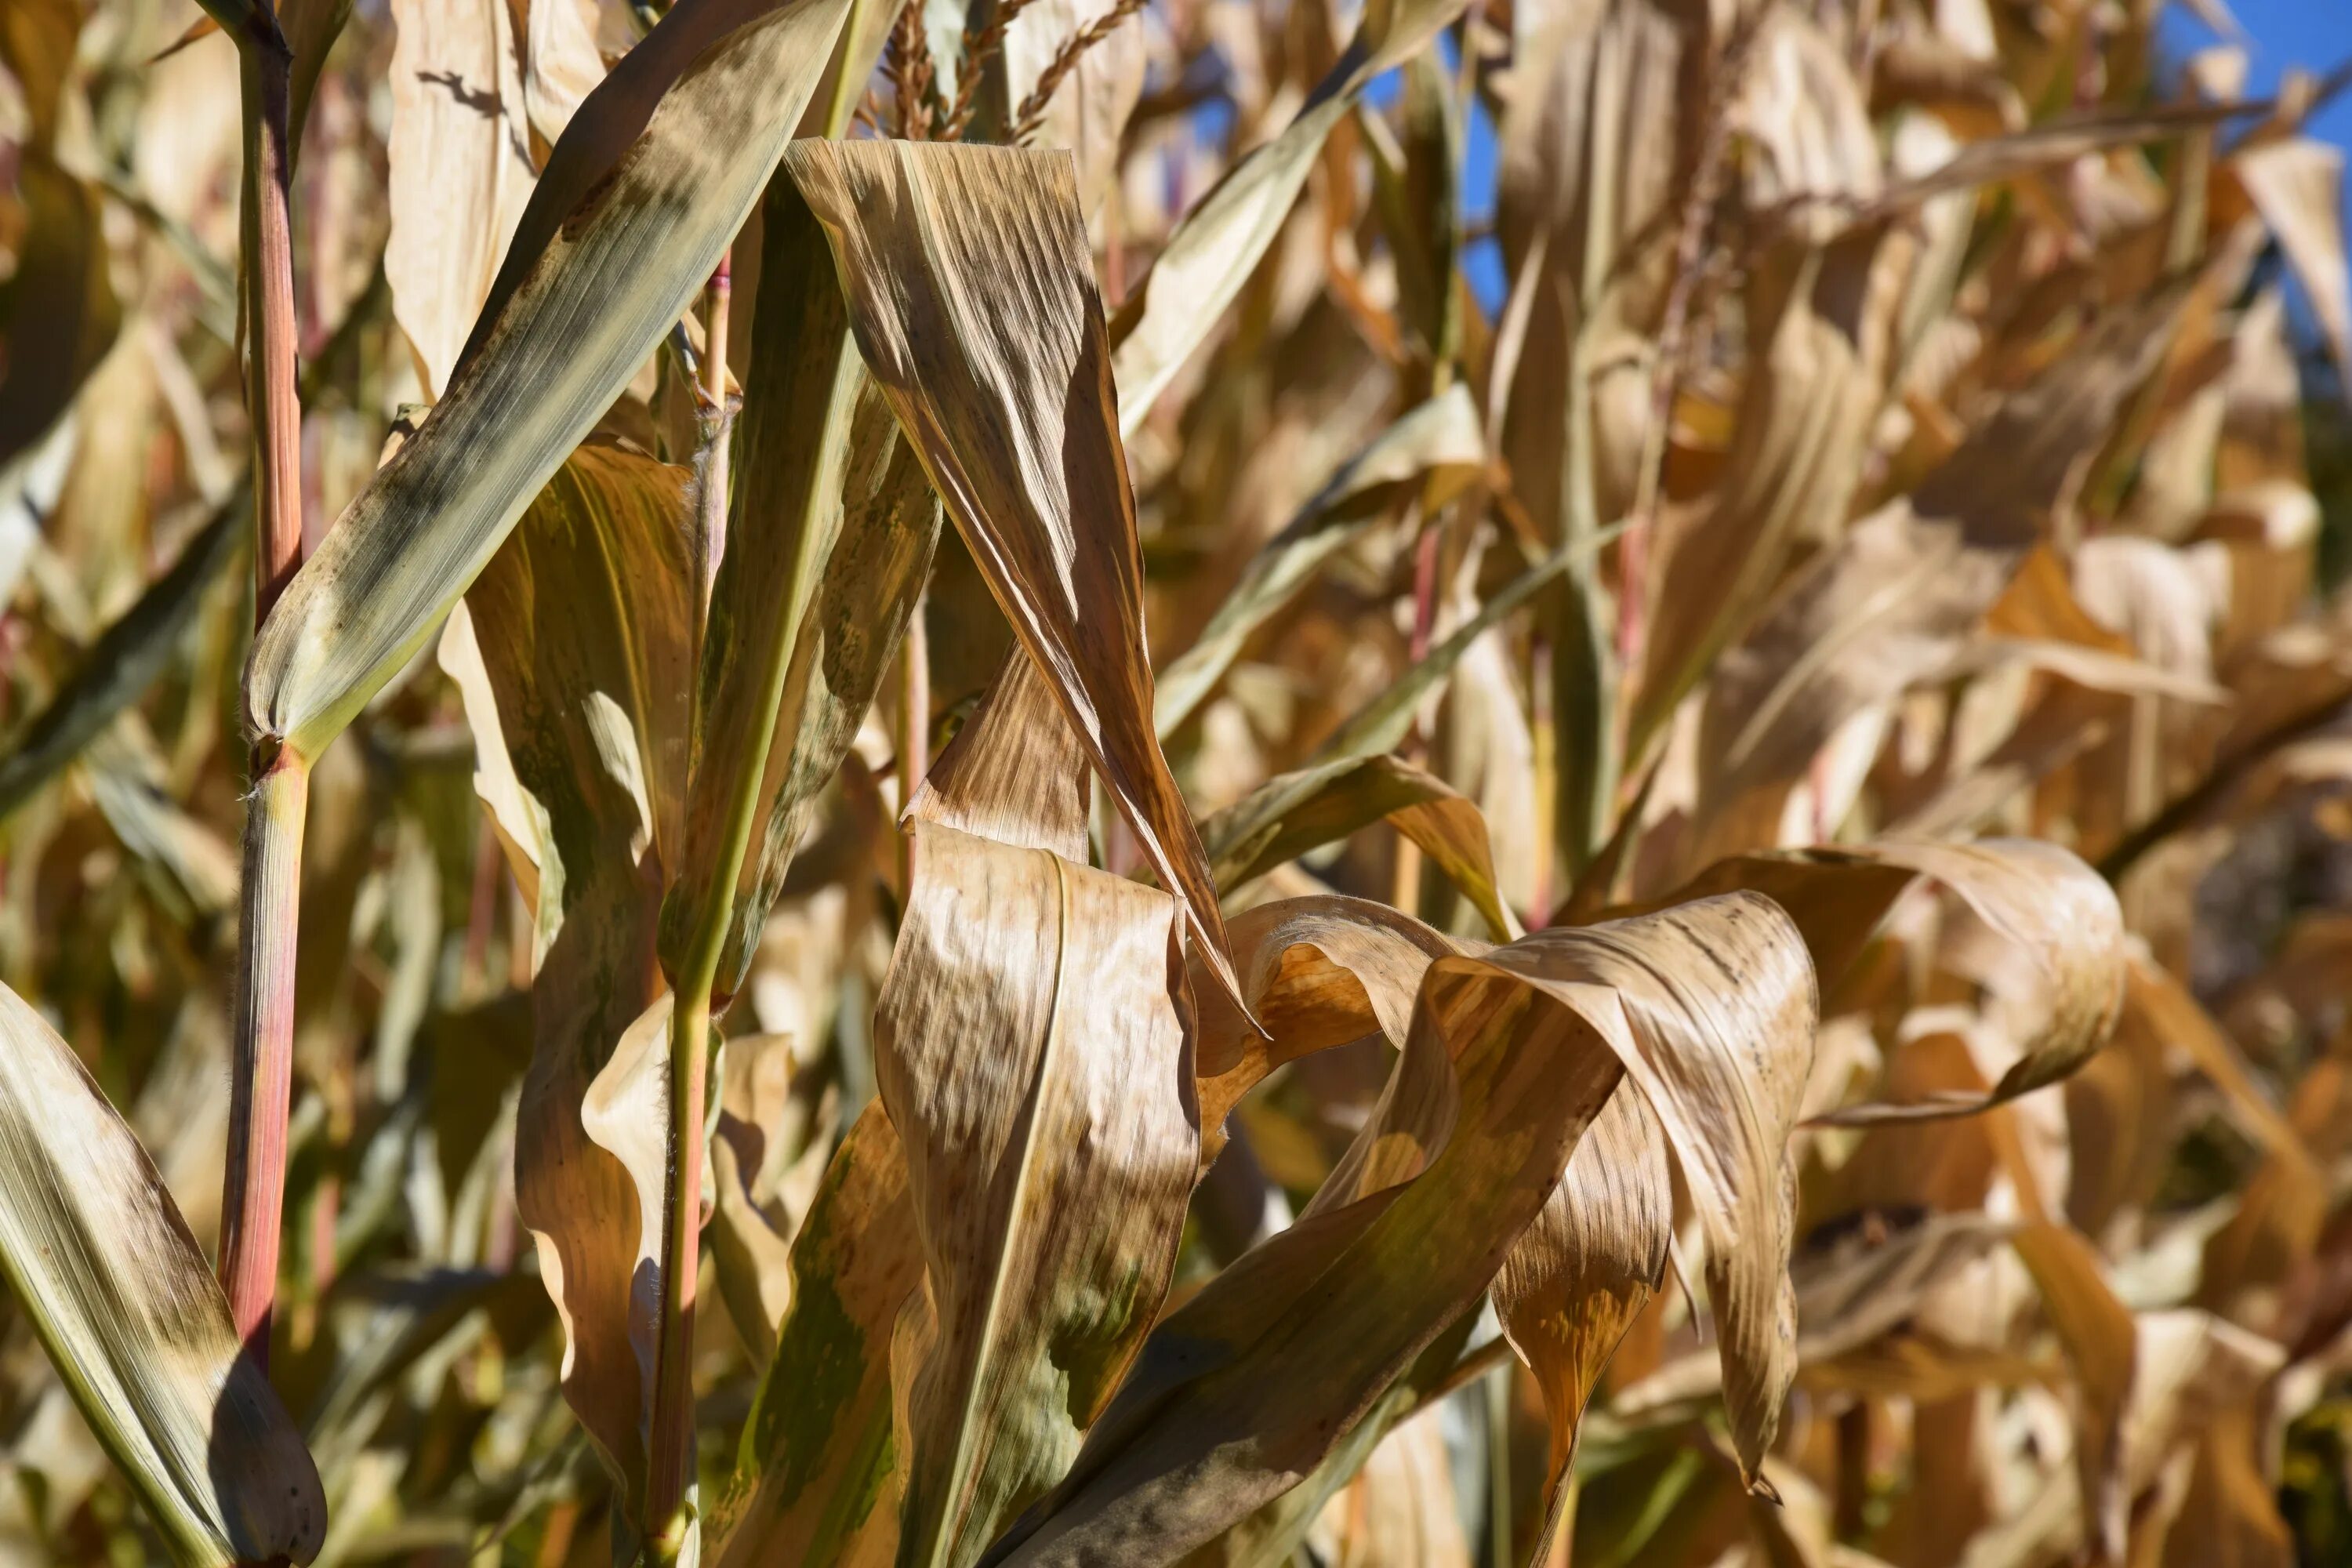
[440,440,694,1504]
[981,892,1814,1566]
[1494,1087,1672,1554]
[1200,752,1523,940]
[0,983,325,1566]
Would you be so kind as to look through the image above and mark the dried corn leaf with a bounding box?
[1690,285,2190,855]
[0,982,325,1566]
[779,139,1239,1000]
[717,1103,921,1568]
[441,440,694,1502]
[386,0,536,395]
[1106,0,1473,428]
[1155,385,1486,738]
[1494,1087,1671,1552]
[1201,753,1522,940]
[249,0,851,764]
[1192,895,1465,1153]
[1804,840,2125,1123]
[982,893,1814,1566]
[659,180,940,1000]
[881,818,1197,1568]
[0,152,122,471]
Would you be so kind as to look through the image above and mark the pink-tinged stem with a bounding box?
[219,752,310,1364]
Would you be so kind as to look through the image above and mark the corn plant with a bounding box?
[0,0,2348,1564]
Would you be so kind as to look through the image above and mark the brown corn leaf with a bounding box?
[880,818,1199,1568]
[249,0,852,767]
[1800,840,2126,1124]
[439,440,694,1505]
[386,0,536,396]
[1687,285,2191,859]
[1634,7,1896,747]
[1003,0,1146,214]
[1155,385,1486,738]
[1201,753,1523,941]
[0,982,325,1566]
[2012,1221,2136,1566]
[1106,0,1473,428]
[779,139,1240,1003]
[1191,895,1466,1154]
[981,893,1815,1566]
[715,1103,922,1568]
[1494,1087,1672,1554]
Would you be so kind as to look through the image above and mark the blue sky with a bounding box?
[1434,2,2352,317]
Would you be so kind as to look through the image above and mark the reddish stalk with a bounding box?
[219,750,310,1363]
[220,0,310,1381]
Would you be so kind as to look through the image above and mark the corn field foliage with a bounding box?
[0,0,2349,1562]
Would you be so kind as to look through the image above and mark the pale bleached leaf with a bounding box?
[0,983,325,1566]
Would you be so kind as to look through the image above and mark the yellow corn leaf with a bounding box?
[779,139,1240,1004]
[0,982,325,1566]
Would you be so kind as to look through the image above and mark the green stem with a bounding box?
[644,356,848,1562]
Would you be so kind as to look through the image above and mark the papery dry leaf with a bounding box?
[0,983,325,1566]
[1200,752,1523,940]
[439,440,694,1505]
[779,139,1240,1004]
[880,818,1198,1568]
[1798,840,2125,1124]
[1190,895,1465,1154]
[982,893,1815,1566]
[386,0,536,396]
[1494,1087,1672,1553]
[1156,385,1485,738]
[1107,0,1474,428]
[1688,285,2190,861]
[2230,137,2350,390]
[2011,1222,2134,1566]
